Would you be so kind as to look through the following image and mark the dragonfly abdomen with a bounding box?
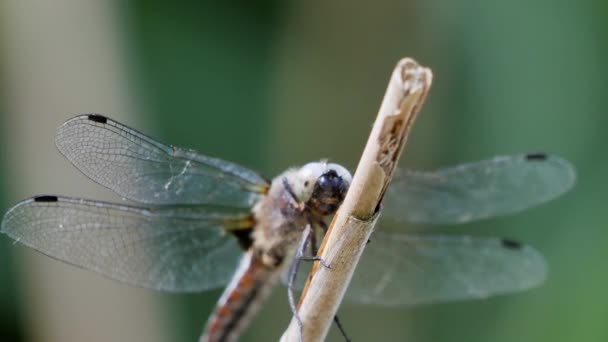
[201,251,279,342]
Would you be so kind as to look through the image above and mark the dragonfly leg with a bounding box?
[282,177,306,211]
[287,224,314,342]
[333,315,352,342]
[310,228,318,255]
[301,219,331,268]
[318,219,328,233]
[300,255,331,269]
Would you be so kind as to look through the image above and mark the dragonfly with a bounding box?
[1,114,575,342]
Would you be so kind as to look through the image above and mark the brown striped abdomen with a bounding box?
[200,251,280,342]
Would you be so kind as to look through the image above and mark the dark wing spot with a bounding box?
[34,195,59,203]
[87,114,108,124]
[304,181,309,187]
[501,238,522,250]
[525,153,547,161]
[230,228,254,250]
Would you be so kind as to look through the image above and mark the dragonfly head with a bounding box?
[292,162,352,217]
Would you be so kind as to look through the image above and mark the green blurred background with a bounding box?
[0,1,606,341]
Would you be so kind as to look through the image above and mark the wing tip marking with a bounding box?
[525,153,547,161]
[33,195,59,203]
[501,238,522,250]
[87,114,108,124]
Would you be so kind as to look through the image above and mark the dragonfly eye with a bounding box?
[309,169,348,216]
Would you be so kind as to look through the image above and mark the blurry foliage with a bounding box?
[121,0,283,171]
[0,150,23,341]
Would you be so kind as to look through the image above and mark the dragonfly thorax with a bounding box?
[251,162,352,268]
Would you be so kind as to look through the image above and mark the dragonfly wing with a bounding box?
[55,114,268,206]
[383,153,575,224]
[343,231,546,306]
[1,196,250,292]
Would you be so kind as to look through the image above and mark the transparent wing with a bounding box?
[55,114,268,207]
[346,232,546,306]
[1,195,250,292]
[284,232,546,306]
[383,153,576,224]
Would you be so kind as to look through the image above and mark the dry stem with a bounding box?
[279,58,432,342]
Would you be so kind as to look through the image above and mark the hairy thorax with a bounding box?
[251,172,311,268]
[250,163,352,269]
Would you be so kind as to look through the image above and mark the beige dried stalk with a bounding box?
[280,58,433,342]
